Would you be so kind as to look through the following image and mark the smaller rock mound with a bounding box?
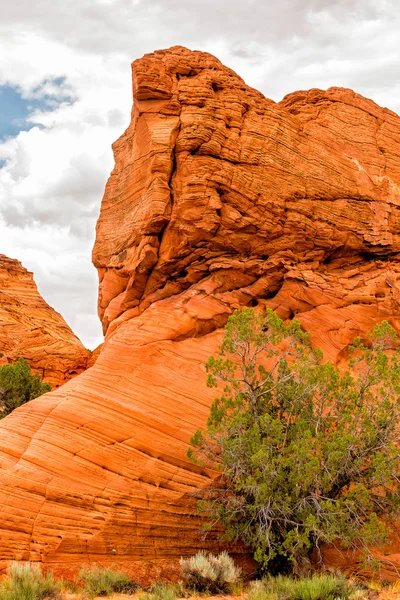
[0,254,91,387]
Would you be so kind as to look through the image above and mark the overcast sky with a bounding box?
[1,0,399,349]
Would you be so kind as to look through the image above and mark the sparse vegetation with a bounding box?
[0,562,61,600]
[138,582,182,600]
[180,551,241,593]
[0,560,393,600]
[188,308,400,574]
[0,358,51,417]
[79,565,136,597]
[248,573,357,600]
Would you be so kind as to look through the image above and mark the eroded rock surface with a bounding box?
[0,255,90,387]
[0,46,399,578]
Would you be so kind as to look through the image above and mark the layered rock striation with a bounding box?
[0,46,399,579]
[94,48,400,361]
[0,255,90,387]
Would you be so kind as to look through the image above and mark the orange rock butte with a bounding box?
[0,255,90,388]
[0,45,400,579]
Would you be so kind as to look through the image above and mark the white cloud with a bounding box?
[0,33,132,348]
[0,0,400,348]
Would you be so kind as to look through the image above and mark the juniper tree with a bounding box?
[0,358,51,416]
[188,308,400,574]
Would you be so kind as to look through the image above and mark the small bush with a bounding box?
[295,573,350,600]
[138,582,182,600]
[180,551,241,593]
[248,573,354,600]
[59,579,79,593]
[248,580,277,600]
[231,579,245,596]
[248,576,296,600]
[348,590,369,600]
[79,565,135,597]
[0,562,61,600]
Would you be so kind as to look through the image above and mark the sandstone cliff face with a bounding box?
[94,48,400,362]
[0,255,90,388]
[0,46,399,579]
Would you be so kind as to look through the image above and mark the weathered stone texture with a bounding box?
[0,255,90,387]
[0,46,399,578]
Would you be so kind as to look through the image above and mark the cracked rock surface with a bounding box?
[0,46,400,580]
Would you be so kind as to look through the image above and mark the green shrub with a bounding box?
[0,562,61,600]
[248,579,277,600]
[138,582,182,600]
[180,551,241,593]
[0,358,51,417]
[348,590,369,600]
[248,573,353,600]
[79,565,135,597]
[294,573,350,600]
[59,578,79,593]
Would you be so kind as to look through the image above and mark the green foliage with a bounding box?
[0,562,61,600]
[138,582,182,600]
[248,573,354,600]
[0,358,51,417]
[180,551,241,593]
[79,565,135,597]
[189,308,400,574]
[59,578,79,593]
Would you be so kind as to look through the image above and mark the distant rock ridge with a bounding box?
[0,46,399,580]
[0,254,90,387]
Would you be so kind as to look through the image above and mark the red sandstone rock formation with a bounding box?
[0,255,90,387]
[0,46,399,579]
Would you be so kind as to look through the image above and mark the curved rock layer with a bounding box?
[0,255,90,388]
[0,46,399,579]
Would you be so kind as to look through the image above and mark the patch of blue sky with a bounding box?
[0,77,75,142]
